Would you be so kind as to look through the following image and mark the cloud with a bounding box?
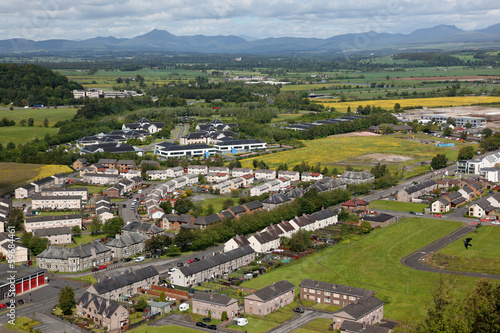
[0,0,498,40]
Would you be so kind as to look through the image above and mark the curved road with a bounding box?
[401,223,500,280]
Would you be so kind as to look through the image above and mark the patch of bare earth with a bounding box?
[362,153,412,162]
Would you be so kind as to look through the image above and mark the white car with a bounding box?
[491,221,500,225]
[135,256,145,262]
[168,268,177,274]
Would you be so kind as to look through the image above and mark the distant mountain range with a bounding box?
[2,24,500,55]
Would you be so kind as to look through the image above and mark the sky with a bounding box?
[1,0,499,41]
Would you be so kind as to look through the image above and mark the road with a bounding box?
[269,309,332,333]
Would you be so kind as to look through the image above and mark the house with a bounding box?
[397,180,437,202]
[301,172,324,182]
[170,245,255,287]
[255,169,276,180]
[228,177,244,190]
[37,241,112,272]
[146,169,169,180]
[96,197,114,222]
[231,168,253,178]
[262,193,290,211]
[244,280,295,316]
[103,187,120,198]
[299,279,374,307]
[14,184,36,199]
[192,293,239,320]
[122,117,166,134]
[339,171,375,184]
[98,159,118,169]
[341,199,370,216]
[206,172,229,183]
[290,214,316,232]
[278,170,300,182]
[76,291,129,333]
[248,230,280,253]
[161,214,196,231]
[250,183,271,197]
[31,195,82,210]
[0,233,28,263]
[193,214,222,229]
[187,165,208,175]
[311,209,338,229]
[166,166,184,178]
[73,158,89,170]
[117,160,136,172]
[24,214,82,233]
[332,296,385,329]
[209,166,230,174]
[431,197,451,213]
[121,222,164,237]
[468,199,497,218]
[361,214,397,228]
[86,266,159,301]
[82,173,121,185]
[180,131,210,145]
[33,226,72,244]
[212,181,232,195]
[41,187,89,201]
[267,179,282,192]
[242,174,255,187]
[278,177,291,189]
[242,200,264,213]
[106,233,148,260]
[224,235,250,252]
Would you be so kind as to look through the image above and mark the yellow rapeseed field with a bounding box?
[315,96,500,112]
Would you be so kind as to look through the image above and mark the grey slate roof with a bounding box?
[262,193,290,205]
[311,209,337,221]
[340,320,390,333]
[25,214,82,223]
[121,222,163,234]
[179,245,254,277]
[37,242,110,260]
[194,214,222,226]
[334,295,384,320]
[243,200,263,211]
[248,280,295,302]
[93,266,159,295]
[33,226,71,237]
[77,291,122,318]
[106,232,148,248]
[300,279,374,299]
[403,179,437,195]
[192,292,237,306]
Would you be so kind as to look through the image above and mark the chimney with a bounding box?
[210,294,214,299]
[332,284,336,289]
[349,287,352,291]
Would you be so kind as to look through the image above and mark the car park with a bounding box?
[293,307,305,313]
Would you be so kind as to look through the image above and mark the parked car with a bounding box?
[0,303,6,308]
[293,307,305,313]
[124,258,132,262]
[168,268,177,274]
[415,212,423,216]
[145,253,152,259]
[202,317,211,322]
[187,259,195,264]
[409,211,415,215]
[92,267,99,272]
[18,299,24,305]
[207,324,217,330]
[491,221,500,225]
[196,322,207,328]
[123,204,126,208]
[99,265,107,270]
[177,262,184,267]
[135,256,145,263]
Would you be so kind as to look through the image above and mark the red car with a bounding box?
[99,265,107,270]
[187,259,195,264]
[0,303,6,308]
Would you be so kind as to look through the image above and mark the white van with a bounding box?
[233,318,248,326]
[135,256,145,262]
[179,303,189,311]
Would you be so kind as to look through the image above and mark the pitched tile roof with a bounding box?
[246,280,295,302]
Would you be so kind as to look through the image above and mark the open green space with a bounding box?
[4,316,40,332]
[0,107,77,126]
[0,126,59,145]
[427,226,500,275]
[197,196,230,215]
[240,135,465,178]
[68,233,108,248]
[370,200,429,213]
[242,218,479,322]
[65,275,97,284]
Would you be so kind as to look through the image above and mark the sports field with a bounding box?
[242,218,479,321]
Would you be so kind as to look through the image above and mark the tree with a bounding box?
[89,216,103,235]
[431,154,448,170]
[159,292,166,302]
[29,236,49,256]
[58,286,75,315]
[205,204,215,216]
[159,201,172,214]
[394,103,401,111]
[465,122,472,129]
[174,199,194,214]
[20,119,26,126]
[460,131,467,140]
[28,118,34,126]
[289,229,313,252]
[457,146,475,160]
[175,228,194,249]
[446,117,456,126]
[371,163,389,178]
[443,126,453,136]
[71,225,81,236]
[103,217,124,237]
[222,198,235,210]
[221,311,228,321]
[135,298,148,312]
[358,221,373,234]
[43,118,49,128]
[482,128,493,138]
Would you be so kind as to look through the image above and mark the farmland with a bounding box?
[0,163,72,196]
[0,126,59,145]
[242,218,479,322]
[0,107,77,126]
[240,135,468,177]
[315,96,500,112]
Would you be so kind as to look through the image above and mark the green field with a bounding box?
[0,126,59,145]
[428,226,500,275]
[240,135,466,177]
[0,107,77,126]
[197,196,231,215]
[370,200,429,213]
[242,218,479,322]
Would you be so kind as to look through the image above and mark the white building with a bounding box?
[24,214,82,233]
[31,196,82,210]
[255,169,276,180]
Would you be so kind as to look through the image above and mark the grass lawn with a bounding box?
[67,184,107,194]
[239,135,462,177]
[129,325,202,333]
[68,233,107,248]
[313,303,342,312]
[38,210,82,216]
[130,312,144,324]
[242,218,481,322]
[369,200,429,213]
[0,125,59,145]
[198,196,232,215]
[0,107,77,126]
[66,275,97,284]
[0,162,72,196]
[5,316,40,332]
[427,225,500,275]
[292,318,332,333]
[227,301,299,333]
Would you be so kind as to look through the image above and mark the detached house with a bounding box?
[468,199,497,218]
[301,172,324,182]
[341,199,370,216]
[77,292,129,332]
[244,280,295,316]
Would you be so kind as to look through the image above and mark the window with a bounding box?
[324,292,330,296]
[349,296,356,301]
